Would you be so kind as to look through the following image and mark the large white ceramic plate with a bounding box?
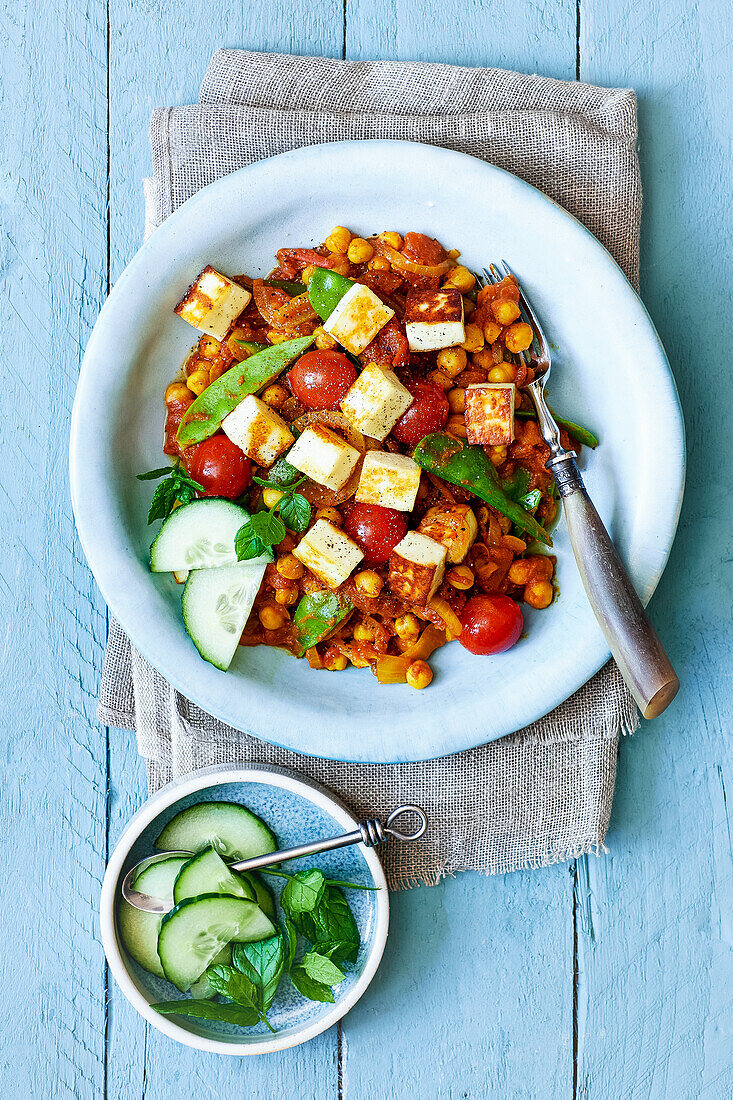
[70,141,684,763]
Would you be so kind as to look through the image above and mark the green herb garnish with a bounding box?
[136,463,204,524]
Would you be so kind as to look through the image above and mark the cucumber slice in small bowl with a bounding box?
[239,871,277,922]
[150,499,257,573]
[182,560,267,671]
[156,800,277,862]
[173,845,256,906]
[117,855,188,978]
[158,894,276,991]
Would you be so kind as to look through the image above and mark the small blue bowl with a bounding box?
[100,764,389,1055]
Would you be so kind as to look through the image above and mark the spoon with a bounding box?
[121,804,428,913]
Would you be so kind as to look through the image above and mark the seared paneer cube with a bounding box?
[417,504,478,564]
[341,363,414,441]
[222,395,294,467]
[174,266,252,340]
[323,283,395,356]
[464,383,515,446]
[356,451,422,511]
[287,425,360,491]
[293,519,364,589]
[404,288,465,352]
[388,531,447,605]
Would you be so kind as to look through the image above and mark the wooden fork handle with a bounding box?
[548,454,680,719]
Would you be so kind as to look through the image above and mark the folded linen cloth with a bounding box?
[99,49,641,889]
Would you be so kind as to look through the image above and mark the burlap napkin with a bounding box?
[99,50,641,888]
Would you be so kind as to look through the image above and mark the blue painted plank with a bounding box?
[0,0,109,1095]
[577,1,733,1096]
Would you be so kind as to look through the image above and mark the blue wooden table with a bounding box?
[2,1,731,1095]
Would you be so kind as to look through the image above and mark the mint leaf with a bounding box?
[281,869,326,914]
[137,466,174,481]
[289,886,360,964]
[299,951,345,986]
[253,473,305,492]
[250,510,287,545]
[233,932,287,1011]
[206,964,258,1008]
[235,521,269,561]
[279,492,311,533]
[152,1000,259,1027]
[290,965,335,1004]
[140,463,204,524]
[284,918,298,970]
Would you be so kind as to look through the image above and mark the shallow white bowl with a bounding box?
[100,765,389,1055]
[71,140,684,761]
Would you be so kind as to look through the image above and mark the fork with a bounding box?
[478,263,679,719]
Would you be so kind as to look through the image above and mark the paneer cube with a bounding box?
[340,364,414,440]
[404,288,465,352]
[287,425,360,491]
[388,531,447,605]
[356,451,422,512]
[292,519,363,589]
[174,266,252,340]
[417,504,478,563]
[222,395,294,467]
[323,283,395,356]
[464,383,515,446]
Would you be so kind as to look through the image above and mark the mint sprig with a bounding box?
[235,475,312,560]
[137,463,204,524]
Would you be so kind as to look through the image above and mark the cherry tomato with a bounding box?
[186,435,252,499]
[391,379,449,446]
[458,595,523,655]
[287,350,358,410]
[344,502,408,563]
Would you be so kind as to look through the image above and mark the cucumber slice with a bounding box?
[150,499,257,573]
[181,560,267,670]
[158,894,276,991]
[156,800,278,862]
[116,855,188,977]
[240,871,277,922]
[173,845,256,906]
[189,945,232,999]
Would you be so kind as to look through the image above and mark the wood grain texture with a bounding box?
[1,0,730,1095]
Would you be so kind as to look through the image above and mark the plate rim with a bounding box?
[71,139,685,762]
[99,763,390,1055]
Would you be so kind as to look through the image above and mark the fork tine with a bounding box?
[498,259,548,358]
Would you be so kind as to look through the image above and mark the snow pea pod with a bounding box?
[177,336,315,447]
[413,432,552,547]
[307,268,355,321]
[515,407,599,449]
[264,279,306,296]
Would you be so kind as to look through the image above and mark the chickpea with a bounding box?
[300,265,318,285]
[524,579,554,609]
[489,446,507,467]
[436,347,468,377]
[394,613,420,643]
[314,325,338,350]
[275,584,299,606]
[447,387,466,413]
[461,323,485,352]
[378,231,403,249]
[483,320,502,344]
[323,650,348,671]
[471,349,496,371]
[266,330,291,345]
[447,248,461,260]
[277,553,305,580]
[186,368,210,396]
[316,507,342,526]
[367,256,391,271]
[262,488,284,508]
[505,322,534,354]
[353,623,375,642]
[208,363,225,384]
[261,383,289,408]
[325,226,352,253]
[198,335,222,360]
[488,363,516,384]
[492,299,521,325]
[427,369,453,391]
[443,265,475,293]
[508,555,554,586]
[258,603,290,630]
[347,237,375,264]
[354,570,383,598]
[406,660,433,689]
[447,565,475,590]
[165,381,192,407]
[446,415,467,439]
[349,653,372,669]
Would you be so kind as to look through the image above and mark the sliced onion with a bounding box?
[370,238,451,278]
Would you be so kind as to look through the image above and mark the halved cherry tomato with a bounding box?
[186,435,252,499]
[288,350,358,410]
[458,594,523,655]
[344,503,408,563]
[391,379,449,446]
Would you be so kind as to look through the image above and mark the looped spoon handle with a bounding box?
[122,805,428,914]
